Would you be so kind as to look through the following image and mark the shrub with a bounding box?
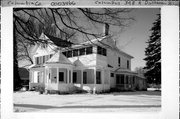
[36,85,45,94]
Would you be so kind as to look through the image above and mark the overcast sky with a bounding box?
[18,8,160,70]
[116,8,160,71]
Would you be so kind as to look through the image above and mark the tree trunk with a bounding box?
[14,24,21,91]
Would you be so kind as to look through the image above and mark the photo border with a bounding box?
[1,6,179,119]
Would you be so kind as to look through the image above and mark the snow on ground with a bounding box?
[14,91,161,113]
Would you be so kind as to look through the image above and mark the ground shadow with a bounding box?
[14,104,161,110]
[110,91,161,96]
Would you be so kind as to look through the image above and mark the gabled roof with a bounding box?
[39,32,49,40]
[44,33,74,48]
[73,59,84,67]
[46,51,72,65]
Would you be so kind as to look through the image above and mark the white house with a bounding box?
[29,24,147,93]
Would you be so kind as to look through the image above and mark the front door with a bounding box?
[59,72,64,82]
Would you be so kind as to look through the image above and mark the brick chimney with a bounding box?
[103,23,109,36]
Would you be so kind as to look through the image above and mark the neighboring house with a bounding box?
[29,24,147,93]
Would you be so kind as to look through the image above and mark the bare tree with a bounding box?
[13,8,134,90]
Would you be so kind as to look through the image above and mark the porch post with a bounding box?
[44,68,46,84]
[29,70,32,90]
[101,69,105,92]
[93,67,96,94]
[67,69,69,84]
[71,69,73,83]
[31,71,34,83]
[124,74,126,90]
[81,69,83,88]
[57,68,59,84]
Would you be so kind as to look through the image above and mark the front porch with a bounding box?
[29,67,110,93]
[45,67,110,93]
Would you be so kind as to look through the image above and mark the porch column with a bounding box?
[71,69,73,83]
[67,69,69,84]
[29,70,32,90]
[93,67,96,94]
[81,69,83,88]
[44,68,46,84]
[101,69,105,92]
[49,68,51,83]
[124,74,126,89]
[57,68,59,84]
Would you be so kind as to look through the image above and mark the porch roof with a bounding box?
[30,65,45,69]
[115,68,137,75]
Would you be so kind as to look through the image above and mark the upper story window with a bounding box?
[86,46,93,55]
[73,49,78,57]
[35,54,53,65]
[67,51,72,58]
[79,48,86,56]
[127,60,130,69]
[118,57,121,67]
[61,46,93,58]
[97,46,106,56]
[42,56,45,64]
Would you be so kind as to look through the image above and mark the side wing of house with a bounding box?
[29,44,57,89]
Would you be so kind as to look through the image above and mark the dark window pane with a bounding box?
[59,72,64,81]
[86,46,93,55]
[97,46,102,55]
[120,74,124,84]
[96,71,101,84]
[111,73,114,77]
[73,72,77,83]
[102,48,107,56]
[116,74,120,84]
[127,60,129,69]
[62,51,67,57]
[97,46,106,56]
[42,56,45,63]
[83,71,87,84]
[36,57,40,64]
[67,51,72,58]
[73,49,78,57]
[118,57,121,67]
[133,76,135,84]
[79,48,86,56]
[126,75,129,84]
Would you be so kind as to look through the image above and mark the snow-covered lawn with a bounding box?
[14,91,161,112]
